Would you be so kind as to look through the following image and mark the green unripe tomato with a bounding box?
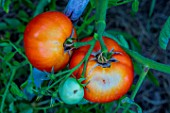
[59,78,84,104]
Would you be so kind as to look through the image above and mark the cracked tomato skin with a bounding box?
[69,36,134,103]
[24,11,76,72]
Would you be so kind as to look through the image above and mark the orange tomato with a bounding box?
[69,36,134,103]
[24,11,76,72]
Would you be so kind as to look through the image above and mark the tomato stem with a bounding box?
[131,66,149,100]
[77,5,95,35]
[122,66,149,113]
[81,39,96,78]
[46,40,96,90]
[95,0,109,56]
[74,39,95,48]
[33,102,62,110]
[77,15,95,36]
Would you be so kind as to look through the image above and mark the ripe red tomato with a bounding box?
[69,36,134,103]
[24,11,76,72]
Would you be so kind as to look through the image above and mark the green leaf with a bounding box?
[12,61,21,66]
[133,61,142,75]
[4,31,10,39]
[159,17,170,50]
[103,102,114,113]
[33,0,50,17]
[132,0,139,13]
[17,10,30,22]
[17,24,26,32]
[22,0,34,9]
[0,42,9,47]
[90,0,96,8]
[123,47,170,74]
[149,0,156,17]
[17,103,33,113]
[147,71,160,86]
[3,46,12,53]
[0,22,8,30]
[6,92,16,103]
[108,0,133,7]
[129,84,136,91]
[105,30,141,52]
[49,0,57,10]
[4,18,21,28]
[121,97,142,113]
[1,0,11,13]
[4,52,16,62]
[117,35,129,48]
[10,82,27,99]
[9,102,16,113]
[108,0,119,7]
[20,80,28,90]
[103,31,120,44]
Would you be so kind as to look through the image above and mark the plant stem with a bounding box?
[84,4,93,20]
[77,4,94,35]
[114,0,134,6]
[131,66,149,100]
[74,39,94,48]
[54,70,70,78]
[81,39,96,78]
[122,66,149,113]
[0,69,16,113]
[34,102,62,110]
[9,41,34,86]
[46,54,85,90]
[95,0,109,55]
[46,39,96,91]
[113,100,121,113]
[77,15,95,35]
[8,41,28,61]
[47,76,66,90]
[34,40,96,110]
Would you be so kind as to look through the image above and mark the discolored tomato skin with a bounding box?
[69,36,134,103]
[24,11,76,72]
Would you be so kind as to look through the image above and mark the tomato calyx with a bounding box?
[63,29,76,53]
[91,49,122,68]
[63,38,74,52]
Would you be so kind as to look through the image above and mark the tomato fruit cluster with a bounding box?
[69,36,134,103]
[24,11,133,104]
[24,11,75,72]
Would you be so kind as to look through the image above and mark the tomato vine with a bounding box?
[1,0,170,112]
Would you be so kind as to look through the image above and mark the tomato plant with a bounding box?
[70,36,134,103]
[1,0,170,112]
[24,11,76,72]
[59,78,84,104]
